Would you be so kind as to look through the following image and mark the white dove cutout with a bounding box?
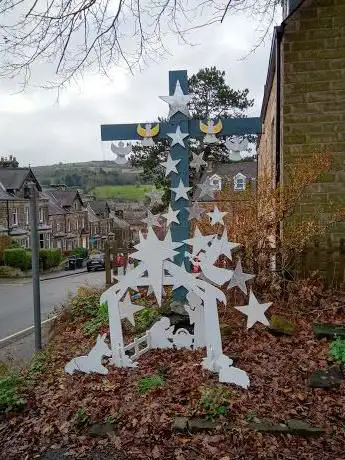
[111,141,132,164]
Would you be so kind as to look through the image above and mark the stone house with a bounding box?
[0,160,52,248]
[43,187,89,250]
[193,159,257,222]
[258,0,345,280]
[87,200,131,249]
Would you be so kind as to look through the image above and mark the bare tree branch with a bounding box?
[0,0,280,87]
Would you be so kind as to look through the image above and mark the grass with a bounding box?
[91,184,153,200]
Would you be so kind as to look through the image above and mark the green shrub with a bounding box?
[330,338,345,365]
[3,248,31,271]
[70,286,104,319]
[83,302,108,336]
[74,407,89,429]
[0,235,11,263]
[199,385,230,420]
[133,307,160,333]
[39,248,62,270]
[72,247,88,259]
[0,374,26,412]
[138,375,164,394]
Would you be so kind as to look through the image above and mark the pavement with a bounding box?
[0,270,105,341]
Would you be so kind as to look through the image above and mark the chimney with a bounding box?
[207,154,216,173]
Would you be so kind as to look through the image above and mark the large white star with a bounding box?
[160,154,180,177]
[184,226,215,257]
[159,80,192,119]
[167,125,189,147]
[219,228,240,261]
[190,152,207,172]
[171,180,192,201]
[119,292,145,326]
[207,205,228,226]
[227,259,255,295]
[234,290,272,329]
[162,204,180,227]
[133,227,179,305]
[142,210,161,228]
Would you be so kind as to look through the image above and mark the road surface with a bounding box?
[0,271,105,340]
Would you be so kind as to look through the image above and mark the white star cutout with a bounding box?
[142,210,161,228]
[162,204,180,226]
[207,205,228,226]
[119,292,145,326]
[133,228,179,305]
[160,154,180,177]
[227,259,255,295]
[159,80,192,119]
[187,201,205,221]
[197,177,215,199]
[234,290,272,329]
[146,189,164,206]
[219,228,240,260]
[167,125,189,147]
[184,226,215,257]
[190,152,207,172]
[171,179,192,201]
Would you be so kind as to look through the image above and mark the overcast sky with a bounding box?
[0,9,279,167]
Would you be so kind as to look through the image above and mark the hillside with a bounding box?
[33,161,144,191]
[91,184,153,200]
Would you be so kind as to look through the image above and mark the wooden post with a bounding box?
[104,241,112,287]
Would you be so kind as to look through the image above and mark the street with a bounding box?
[0,271,105,340]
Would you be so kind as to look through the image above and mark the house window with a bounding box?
[234,174,246,191]
[25,237,30,249]
[76,219,79,230]
[56,222,60,232]
[209,175,222,191]
[12,209,18,226]
[39,207,44,223]
[39,234,44,249]
[68,220,71,232]
[57,240,62,249]
[82,217,85,229]
[25,207,29,225]
[74,201,78,210]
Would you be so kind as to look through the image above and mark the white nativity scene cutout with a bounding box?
[65,223,272,391]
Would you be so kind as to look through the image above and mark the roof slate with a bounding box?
[0,168,41,191]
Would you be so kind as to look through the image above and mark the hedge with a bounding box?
[0,236,11,264]
[39,249,62,270]
[3,248,62,271]
[72,247,88,259]
[3,249,32,272]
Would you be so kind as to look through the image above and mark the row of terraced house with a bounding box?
[0,156,132,251]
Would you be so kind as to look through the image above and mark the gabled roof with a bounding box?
[88,199,110,215]
[44,188,84,208]
[0,168,41,192]
[87,203,99,223]
[109,211,130,229]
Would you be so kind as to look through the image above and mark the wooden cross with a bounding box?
[101,70,260,268]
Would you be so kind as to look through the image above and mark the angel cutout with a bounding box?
[137,123,160,146]
[111,141,132,165]
[200,119,223,144]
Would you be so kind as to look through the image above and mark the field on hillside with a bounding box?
[91,184,153,200]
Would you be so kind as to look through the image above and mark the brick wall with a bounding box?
[282,0,345,282]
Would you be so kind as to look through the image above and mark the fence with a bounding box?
[123,332,151,360]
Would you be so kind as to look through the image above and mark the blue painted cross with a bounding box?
[101,70,260,268]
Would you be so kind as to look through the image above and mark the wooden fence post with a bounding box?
[104,241,112,287]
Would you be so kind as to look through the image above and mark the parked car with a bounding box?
[86,252,105,272]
